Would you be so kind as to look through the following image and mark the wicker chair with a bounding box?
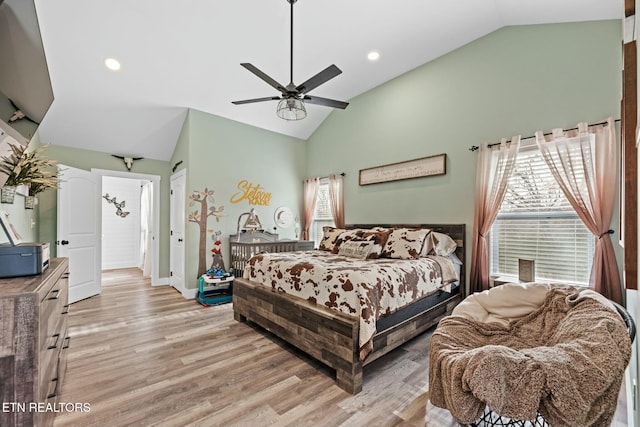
[464,301,635,427]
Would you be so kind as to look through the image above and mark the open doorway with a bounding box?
[93,169,161,286]
[101,176,148,271]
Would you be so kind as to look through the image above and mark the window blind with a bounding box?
[310,180,335,247]
[490,144,595,285]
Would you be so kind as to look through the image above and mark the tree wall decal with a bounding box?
[188,188,224,278]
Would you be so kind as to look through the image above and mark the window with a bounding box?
[310,179,334,248]
[489,142,595,285]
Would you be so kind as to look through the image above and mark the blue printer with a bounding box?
[0,242,50,278]
[0,210,50,278]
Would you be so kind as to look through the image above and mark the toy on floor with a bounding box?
[197,270,234,307]
[204,267,232,279]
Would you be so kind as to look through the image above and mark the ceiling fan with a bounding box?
[232,0,349,121]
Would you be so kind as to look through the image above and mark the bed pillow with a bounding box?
[431,231,457,256]
[337,240,374,260]
[331,229,362,253]
[447,252,463,265]
[381,228,430,259]
[319,227,345,251]
[371,226,391,233]
[359,229,392,259]
[420,231,436,257]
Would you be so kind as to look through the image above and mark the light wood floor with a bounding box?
[54,269,629,427]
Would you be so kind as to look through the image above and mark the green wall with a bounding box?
[25,20,623,293]
[170,109,190,175]
[173,109,306,289]
[37,144,173,277]
[0,185,37,244]
[306,20,623,277]
[31,108,305,290]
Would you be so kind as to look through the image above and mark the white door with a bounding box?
[57,165,102,303]
[170,169,186,293]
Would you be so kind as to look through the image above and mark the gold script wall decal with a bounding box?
[230,180,272,206]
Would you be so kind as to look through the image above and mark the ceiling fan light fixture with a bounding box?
[276,97,306,121]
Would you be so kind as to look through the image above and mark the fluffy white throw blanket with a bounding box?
[429,284,631,426]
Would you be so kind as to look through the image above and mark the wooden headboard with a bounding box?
[347,223,466,295]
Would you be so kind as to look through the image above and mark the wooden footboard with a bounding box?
[232,277,361,393]
[233,276,462,394]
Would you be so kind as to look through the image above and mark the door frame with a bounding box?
[170,168,187,296]
[92,168,163,286]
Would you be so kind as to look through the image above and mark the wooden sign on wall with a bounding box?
[230,179,272,206]
[359,153,446,185]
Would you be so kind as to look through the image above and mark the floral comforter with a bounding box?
[243,250,458,358]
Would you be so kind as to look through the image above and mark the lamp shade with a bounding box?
[276,98,306,121]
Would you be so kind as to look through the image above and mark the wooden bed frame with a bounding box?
[232,223,466,394]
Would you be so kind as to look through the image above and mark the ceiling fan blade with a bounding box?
[296,64,342,94]
[232,96,282,105]
[303,95,349,109]
[240,63,287,93]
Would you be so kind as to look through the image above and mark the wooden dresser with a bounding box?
[0,258,70,427]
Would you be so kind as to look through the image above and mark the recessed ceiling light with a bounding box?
[367,51,380,61]
[104,58,121,71]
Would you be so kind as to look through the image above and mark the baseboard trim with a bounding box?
[152,276,170,287]
[181,287,198,299]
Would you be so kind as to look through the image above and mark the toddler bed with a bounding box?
[428,282,634,427]
[233,223,465,394]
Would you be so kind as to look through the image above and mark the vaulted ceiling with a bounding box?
[33,0,621,161]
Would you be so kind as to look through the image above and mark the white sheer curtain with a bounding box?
[327,173,344,229]
[470,137,520,293]
[140,181,153,278]
[535,118,621,304]
[302,178,320,240]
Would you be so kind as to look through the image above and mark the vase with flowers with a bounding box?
[0,142,58,205]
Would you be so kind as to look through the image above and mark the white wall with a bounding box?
[101,176,142,270]
[631,137,640,427]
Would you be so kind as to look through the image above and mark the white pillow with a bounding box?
[338,240,374,260]
[420,231,435,257]
[431,232,457,256]
[447,252,463,265]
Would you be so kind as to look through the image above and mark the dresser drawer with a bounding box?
[38,271,68,403]
[39,271,69,351]
[39,313,67,402]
